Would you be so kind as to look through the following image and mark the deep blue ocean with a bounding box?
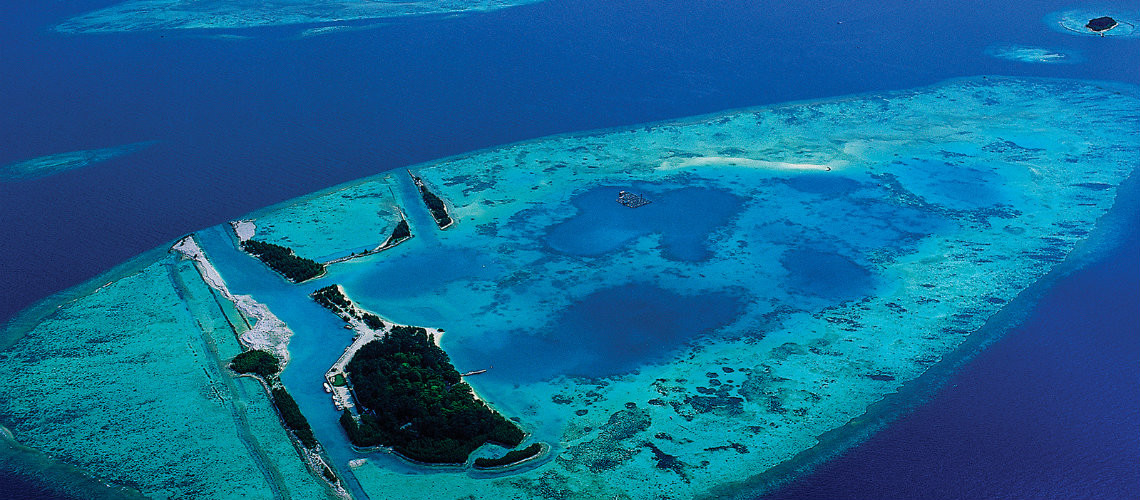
[1,0,1137,498]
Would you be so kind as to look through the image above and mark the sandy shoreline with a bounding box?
[659,155,843,172]
[323,285,444,413]
[172,235,293,365]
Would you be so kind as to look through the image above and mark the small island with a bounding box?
[240,239,326,283]
[1086,16,1118,33]
[473,442,545,469]
[409,171,454,229]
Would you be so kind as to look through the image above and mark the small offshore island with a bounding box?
[1,77,1138,500]
[1086,16,1118,33]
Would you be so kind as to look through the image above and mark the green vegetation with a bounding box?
[272,387,317,449]
[229,351,321,452]
[388,219,410,242]
[229,352,322,453]
[229,350,280,378]
[331,374,347,387]
[473,443,543,468]
[340,325,524,463]
[420,188,453,228]
[312,284,351,312]
[241,239,325,283]
[312,284,385,330]
[361,313,384,330]
[1086,16,1118,32]
[411,175,453,228]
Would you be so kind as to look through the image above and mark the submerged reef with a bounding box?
[2,77,1139,499]
[55,0,547,34]
[985,45,1079,64]
[0,141,154,181]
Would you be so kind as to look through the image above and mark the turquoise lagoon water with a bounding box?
[245,176,404,262]
[2,76,1138,499]
[0,250,333,499]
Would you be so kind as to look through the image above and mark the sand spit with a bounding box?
[660,156,842,172]
[230,220,256,242]
[172,235,293,364]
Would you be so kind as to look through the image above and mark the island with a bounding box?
[409,170,454,229]
[473,443,545,469]
[311,284,525,463]
[339,325,525,463]
[240,239,326,283]
[1086,16,1118,33]
[312,284,386,330]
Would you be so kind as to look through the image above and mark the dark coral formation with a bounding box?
[561,407,651,473]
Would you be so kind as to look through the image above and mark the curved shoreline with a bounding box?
[0,422,148,500]
[710,164,1140,500]
[2,75,1137,500]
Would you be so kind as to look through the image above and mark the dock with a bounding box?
[617,190,651,208]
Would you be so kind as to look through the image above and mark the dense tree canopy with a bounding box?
[312,284,385,330]
[272,387,317,449]
[389,219,410,242]
[241,239,325,283]
[229,350,280,378]
[418,187,453,228]
[341,325,523,463]
[312,285,351,312]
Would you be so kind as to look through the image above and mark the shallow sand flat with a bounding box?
[247,177,404,263]
[985,45,1079,64]
[0,255,332,499]
[0,142,154,181]
[55,0,546,33]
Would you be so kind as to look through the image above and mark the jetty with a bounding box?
[617,190,651,208]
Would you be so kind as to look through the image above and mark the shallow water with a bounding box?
[545,185,745,261]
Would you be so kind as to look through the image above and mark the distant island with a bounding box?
[1086,16,1118,33]
[473,442,545,469]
